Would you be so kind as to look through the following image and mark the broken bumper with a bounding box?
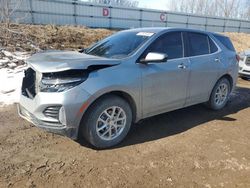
[18,86,91,139]
[18,104,77,138]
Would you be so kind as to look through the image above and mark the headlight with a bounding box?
[40,70,88,92]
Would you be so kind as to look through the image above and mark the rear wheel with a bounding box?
[81,95,132,149]
[206,78,231,110]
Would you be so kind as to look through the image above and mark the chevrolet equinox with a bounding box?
[18,28,239,148]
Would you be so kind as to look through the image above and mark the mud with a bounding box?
[0,79,249,188]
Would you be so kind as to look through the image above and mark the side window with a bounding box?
[144,32,183,60]
[213,35,235,51]
[188,32,209,56]
[209,38,218,53]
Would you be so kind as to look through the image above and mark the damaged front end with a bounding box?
[18,67,93,139]
[18,51,120,139]
[21,51,121,96]
[21,68,88,98]
[22,64,117,98]
[21,68,37,99]
[40,69,89,93]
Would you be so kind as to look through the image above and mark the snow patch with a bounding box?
[0,50,30,107]
[0,50,29,69]
[0,65,28,107]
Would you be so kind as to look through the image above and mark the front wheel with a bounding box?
[80,95,132,149]
[206,78,231,110]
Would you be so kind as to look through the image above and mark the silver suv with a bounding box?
[18,28,239,148]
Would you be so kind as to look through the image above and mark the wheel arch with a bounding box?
[219,74,233,92]
[81,90,137,124]
[106,91,137,123]
[208,74,234,101]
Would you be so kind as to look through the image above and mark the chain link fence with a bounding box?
[9,0,250,33]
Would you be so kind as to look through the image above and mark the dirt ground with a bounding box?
[0,79,249,188]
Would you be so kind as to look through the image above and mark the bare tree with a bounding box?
[0,0,23,28]
[246,6,250,20]
[216,0,240,18]
[0,0,27,48]
[241,0,250,20]
[168,0,249,20]
[0,0,12,27]
[88,0,139,7]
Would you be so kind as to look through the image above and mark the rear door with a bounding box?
[185,32,222,105]
[140,31,190,117]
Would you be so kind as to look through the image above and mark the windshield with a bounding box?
[85,31,154,59]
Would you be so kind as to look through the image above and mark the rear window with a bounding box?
[187,32,209,56]
[213,35,235,51]
[209,38,218,53]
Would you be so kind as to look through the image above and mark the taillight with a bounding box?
[236,54,240,62]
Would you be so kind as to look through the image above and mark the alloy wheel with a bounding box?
[215,83,229,106]
[96,106,127,141]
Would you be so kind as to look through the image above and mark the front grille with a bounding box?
[43,106,61,120]
[21,68,36,99]
[243,70,250,73]
[246,57,250,66]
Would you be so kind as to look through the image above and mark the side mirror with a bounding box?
[140,52,168,64]
[79,48,86,53]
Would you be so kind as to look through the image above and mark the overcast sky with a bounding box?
[81,0,170,10]
[82,0,248,11]
[138,0,169,10]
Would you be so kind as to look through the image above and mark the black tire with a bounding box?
[206,78,231,110]
[80,95,132,149]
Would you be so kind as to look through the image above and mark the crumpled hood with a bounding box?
[27,51,121,73]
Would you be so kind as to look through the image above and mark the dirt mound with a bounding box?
[0,24,114,52]
[224,32,250,52]
[0,23,249,53]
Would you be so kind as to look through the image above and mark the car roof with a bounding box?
[122,27,220,36]
[123,27,170,33]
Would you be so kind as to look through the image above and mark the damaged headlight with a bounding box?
[40,70,88,92]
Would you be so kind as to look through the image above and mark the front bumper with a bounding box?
[239,73,250,78]
[239,60,250,78]
[239,69,250,78]
[18,104,77,138]
[18,85,91,139]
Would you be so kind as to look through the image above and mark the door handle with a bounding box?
[215,58,220,63]
[178,63,187,69]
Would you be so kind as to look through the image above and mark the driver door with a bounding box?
[140,32,190,117]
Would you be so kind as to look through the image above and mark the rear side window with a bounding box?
[209,38,218,53]
[187,32,209,56]
[213,35,235,51]
[145,32,184,60]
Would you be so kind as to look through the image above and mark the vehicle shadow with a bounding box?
[79,85,250,149]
